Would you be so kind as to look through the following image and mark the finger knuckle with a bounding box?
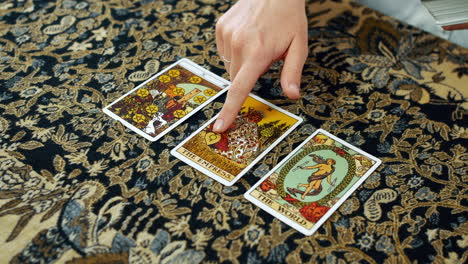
[231,31,246,51]
[216,15,226,28]
[216,19,231,35]
[250,46,266,58]
[222,26,235,40]
[216,22,228,36]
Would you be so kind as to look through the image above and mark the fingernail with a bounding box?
[290,83,299,92]
[213,119,224,132]
[289,83,300,98]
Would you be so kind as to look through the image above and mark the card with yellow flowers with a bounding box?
[103,59,229,141]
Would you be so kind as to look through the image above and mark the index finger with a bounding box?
[212,62,267,132]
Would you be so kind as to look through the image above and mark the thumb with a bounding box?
[280,35,308,99]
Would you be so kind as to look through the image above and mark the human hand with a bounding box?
[213,0,308,132]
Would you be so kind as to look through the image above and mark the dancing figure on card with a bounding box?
[288,154,336,199]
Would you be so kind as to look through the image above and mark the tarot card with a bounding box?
[103,58,230,141]
[170,94,303,186]
[244,129,382,236]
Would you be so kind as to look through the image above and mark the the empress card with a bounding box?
[103,58,230,141]
[170,94,303,186]
[244,129,382,235]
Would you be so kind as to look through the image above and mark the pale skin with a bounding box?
[213,0,308,132]
[298,160,335,200]
[213,0,468,133]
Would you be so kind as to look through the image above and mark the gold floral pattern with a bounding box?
[0,0,466,263]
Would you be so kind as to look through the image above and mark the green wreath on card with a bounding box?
[276,145,356,208]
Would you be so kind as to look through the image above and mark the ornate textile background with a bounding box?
[0,0,467,263]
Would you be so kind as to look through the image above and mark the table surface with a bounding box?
[0,0,467,263]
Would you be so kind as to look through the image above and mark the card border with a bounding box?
[170,93,303,186]
[102,58,230,142]
[244,129,382,236]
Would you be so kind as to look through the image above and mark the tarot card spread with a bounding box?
[103,58,229,141]
[244,129,382,236]
[171,94,303,186]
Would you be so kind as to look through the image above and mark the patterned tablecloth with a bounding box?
[0,0,467,263]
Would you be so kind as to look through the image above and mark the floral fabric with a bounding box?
[0,0,466,263]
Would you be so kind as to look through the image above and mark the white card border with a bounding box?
[170,93,303,186]
[244,129,382,236]
[102,58,230,142]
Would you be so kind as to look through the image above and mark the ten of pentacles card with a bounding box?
[244,129,382,235]
[103,58,230,141]
[170,94,303,186]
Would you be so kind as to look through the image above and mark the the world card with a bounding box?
[103,58,230,141]
[244,129,382,235]
[170,94,303,186]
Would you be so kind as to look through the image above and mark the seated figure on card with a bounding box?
[204,107,264,165]
[160,88,201,122]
